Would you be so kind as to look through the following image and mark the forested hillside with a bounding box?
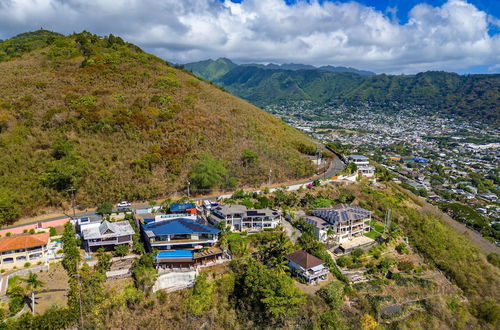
[187,59,500,122]
[0,30,316,224]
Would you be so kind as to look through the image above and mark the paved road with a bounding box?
[3,155,346,230]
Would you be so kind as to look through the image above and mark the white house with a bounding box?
[311,204,371,243]
[285,250,329,284]
[210,205,281,231]
[347,155,369,166]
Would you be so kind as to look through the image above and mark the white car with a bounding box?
[117,201,131,207]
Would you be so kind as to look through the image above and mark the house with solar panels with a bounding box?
[141,218,223,268]
[209,204,281,231]
[310,204,371,243]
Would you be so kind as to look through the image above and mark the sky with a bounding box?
[0,0,499,74]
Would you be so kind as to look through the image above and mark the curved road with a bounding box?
[3,155,346,230]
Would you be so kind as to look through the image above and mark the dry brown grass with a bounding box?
[0,37,316,219]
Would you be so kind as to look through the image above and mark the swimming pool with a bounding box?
[156,250,194,259]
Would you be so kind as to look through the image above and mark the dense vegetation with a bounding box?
[187,60,500,122]
[0,30,316,224]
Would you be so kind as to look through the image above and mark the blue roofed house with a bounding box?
[141,218,223,268]
[170,203,197,215]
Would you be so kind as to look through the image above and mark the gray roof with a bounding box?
[312,204,372,224]
[303,216,331,229]
[213,204,247,215]
[82,220,135,240]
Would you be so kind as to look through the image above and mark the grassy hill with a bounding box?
[0,30,316,224]
[186,59,500,122]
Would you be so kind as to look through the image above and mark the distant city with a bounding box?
[268,101,500,240]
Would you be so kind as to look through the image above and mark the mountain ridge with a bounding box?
[185,58,500,122]
[0,30,316,224]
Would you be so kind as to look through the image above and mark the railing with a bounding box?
[303,268,330,279]
[88,239,131,246]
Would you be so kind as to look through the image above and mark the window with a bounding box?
[16,256,27,262]
[29,253,42,260]
[2,258,14,264]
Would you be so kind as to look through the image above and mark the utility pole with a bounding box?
[31,291,35,315]
[186,180,191,197]
[316,149,321,174]
[68,187,76,219]
[268,168,272,187]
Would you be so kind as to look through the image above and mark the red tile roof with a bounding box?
[285,250,325,269]
[0,233,49,252]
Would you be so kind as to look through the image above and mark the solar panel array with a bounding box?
[312,205,371,225]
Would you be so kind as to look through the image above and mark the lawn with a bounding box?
[369,219,385,233]
[364,231,381,239]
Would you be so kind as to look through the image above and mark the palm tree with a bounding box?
[22,272,44,292]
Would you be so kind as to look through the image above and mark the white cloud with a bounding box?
[0,0,498,73]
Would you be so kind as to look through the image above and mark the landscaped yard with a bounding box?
[369,219,386,233]
[364,230,381,239]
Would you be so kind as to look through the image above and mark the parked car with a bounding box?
[117,201,131,207]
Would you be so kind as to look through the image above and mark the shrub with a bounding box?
[49,227,57,237]
[96,202,113,215]
[395,242,408,254]
[24,262,31,268]
[317,281,344,308]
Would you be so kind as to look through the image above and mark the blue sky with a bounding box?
[1,0,499,74]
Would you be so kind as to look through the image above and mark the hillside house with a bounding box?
[81,220,135,250]
[210,205,281,231]
[311,204,371,243]
[347,155,369,166]
[141,218,222,268]
[0,233,50,270]
[285,250,329,284]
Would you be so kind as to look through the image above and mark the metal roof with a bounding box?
[82,220,135,240]
[170,203,196,213]
[142,218,219,236]
[312,204,372,224]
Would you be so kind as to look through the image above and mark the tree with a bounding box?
[317,281,344,308]
[114,244,129,258]
[360,314,379,330]
[49,227,57,237]
[61,222,81,275]
[345,162,358,175]
[95,248,112,273]
[186,273,214,316]
[132,254,157,293]
[188,154,230,191]
[242,150,258,168]
[96,202,113,215]
[217,220,229,251]
[22,272,44,292]
[0,192,20,225]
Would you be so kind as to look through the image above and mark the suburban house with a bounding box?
[0,233,50,269]
[81,220,135,250]
[347,155,369,166]
[311,204,371,243]
[170,203,197,215]
[303,215,332,242]
[141,218,223,268]
[134,212,196,225]
[285,250,329,284]
[210,204,281,231]
[357,165,375,178]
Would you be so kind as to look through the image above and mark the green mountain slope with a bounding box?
[0,31,316,224]
[183,57,237,81]
[186,59,500,122]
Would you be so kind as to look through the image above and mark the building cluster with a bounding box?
[272,101,499,237]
